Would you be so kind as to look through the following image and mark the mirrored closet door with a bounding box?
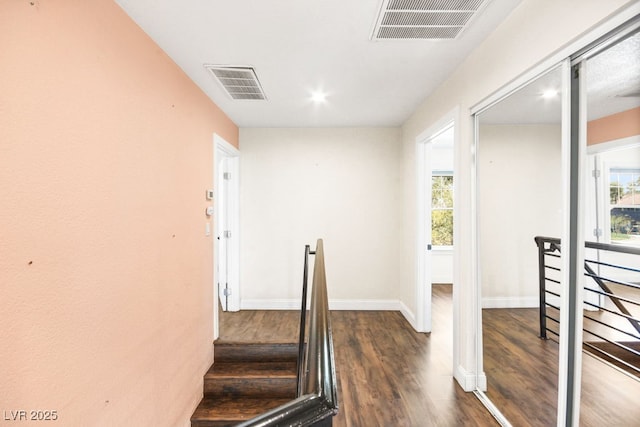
[475,64,565,426]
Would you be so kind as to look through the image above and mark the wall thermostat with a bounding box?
[205,206,214,216]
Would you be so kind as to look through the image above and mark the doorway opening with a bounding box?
[416,110,457,335]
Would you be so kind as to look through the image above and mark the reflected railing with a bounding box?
[535,236,640,378]
[237,239,338,427]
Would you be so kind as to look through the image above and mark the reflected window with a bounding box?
[610,168,640,242]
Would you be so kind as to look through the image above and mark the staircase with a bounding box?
[191,341,299,427]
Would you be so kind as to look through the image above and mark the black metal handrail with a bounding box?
[535,236,640,377]
[297,245,315,397]
[237,239,338,427]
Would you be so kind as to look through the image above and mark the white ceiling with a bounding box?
[114,0,523,128]
[479,31,640,125]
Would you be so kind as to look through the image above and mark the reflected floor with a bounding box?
[483,307,640,426]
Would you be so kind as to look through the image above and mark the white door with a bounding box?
[213,135,240,339]
[216,156,230,311]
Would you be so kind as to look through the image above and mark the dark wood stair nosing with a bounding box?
[206,360,298,376]
[214,341,299,363]
[191,396,293,426]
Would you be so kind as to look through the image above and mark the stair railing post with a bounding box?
[535,236,548,339]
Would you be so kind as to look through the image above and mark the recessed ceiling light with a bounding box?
[311,91,327,103]
[542,89,559,99]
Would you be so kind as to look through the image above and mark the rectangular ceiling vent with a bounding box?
[371,0,489,40]
[204,65,267,100]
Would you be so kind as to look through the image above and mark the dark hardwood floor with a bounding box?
[219,285,498,426]
[483,307,640,426]
[218,286,640,426]
[482,308,558,425]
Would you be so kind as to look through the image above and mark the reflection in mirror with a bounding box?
[580,29,640,426]
[476,65,564,425]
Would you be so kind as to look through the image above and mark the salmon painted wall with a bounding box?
[0,1,237,426]
[588,106,640,145]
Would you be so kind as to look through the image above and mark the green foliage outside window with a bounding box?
[432,175,453,246]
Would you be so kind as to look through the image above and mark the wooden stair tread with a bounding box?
[191,342,301,426]
[206,361,297,378]
[214,342,298,362]
[191,396,292,423]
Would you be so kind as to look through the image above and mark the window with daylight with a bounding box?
[610,168,640,243]
[432,174,453,246]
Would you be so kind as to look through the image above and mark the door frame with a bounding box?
[213,134,240,340]
[415,107,458,334]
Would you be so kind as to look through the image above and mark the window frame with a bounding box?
[431,171,454,250]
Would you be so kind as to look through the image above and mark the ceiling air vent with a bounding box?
[371,0,489,40]
[204,65,267,100]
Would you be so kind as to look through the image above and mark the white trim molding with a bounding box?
[240,299,405,311]
[399,301,417,330]
[240,299,300,310]
[454,364,485,392]
[329,299,403,311]
[481,296,539,309]
[415,106,460,334]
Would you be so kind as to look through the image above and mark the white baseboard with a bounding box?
[240,299,300,310]
[240,299,425,334]
[399,301,418,331]
[482,296,539,309]
[240,298,403,311]
[454,365,484,392]
[482,295,607,310]
[477,371,487,392]
[329,299,401,311]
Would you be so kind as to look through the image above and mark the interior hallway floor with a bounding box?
[218,285,497,426]
[219,284,640,426]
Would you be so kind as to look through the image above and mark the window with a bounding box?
[432,174,453,246]
[610,168,640,242]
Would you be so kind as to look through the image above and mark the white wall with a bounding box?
[239,127,402,309]
[478,125,563,308]
[432,250,454,283]
[399,0,635,389]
